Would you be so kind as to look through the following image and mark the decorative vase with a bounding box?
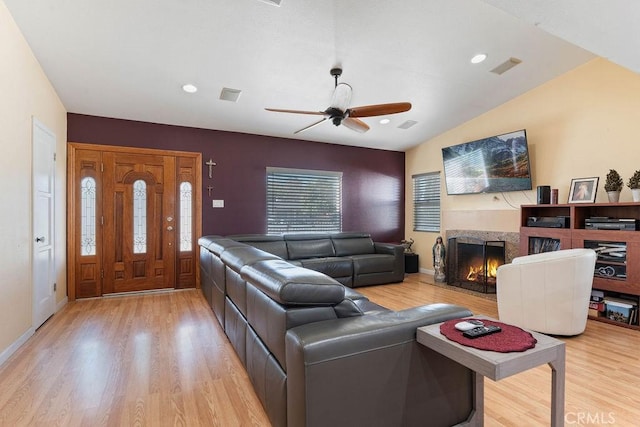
[607,191,621,203]
[632,188,640,202]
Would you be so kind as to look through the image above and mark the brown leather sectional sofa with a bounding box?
[198,234,475,427]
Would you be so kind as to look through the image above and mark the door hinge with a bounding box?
[101,216,104,225]
[101,163,104,172]
[101,270,104,279]
[53,153,57,161]
[53,282,57,291]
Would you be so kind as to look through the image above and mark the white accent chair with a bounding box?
[496,248,597,336]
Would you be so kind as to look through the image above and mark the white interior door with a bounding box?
[32,118,56,329]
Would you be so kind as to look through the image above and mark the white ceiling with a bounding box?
[5,0,637,151]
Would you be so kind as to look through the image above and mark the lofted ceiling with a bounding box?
[4,1,637,151]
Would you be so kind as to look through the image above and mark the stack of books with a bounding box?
[588,290,605,318]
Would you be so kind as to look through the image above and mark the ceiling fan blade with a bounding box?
[348,102,412,118]
[294,117,328,134]
[342,117,370,133]
[265,108,326,116]
[329,83,352,112]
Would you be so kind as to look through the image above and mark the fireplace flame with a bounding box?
[466,258,500,282]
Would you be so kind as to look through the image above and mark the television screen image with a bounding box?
[441,129,532,195]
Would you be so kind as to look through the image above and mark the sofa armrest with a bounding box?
[373,241,403,256]
[374,242,405,278]
[285,303,474,427]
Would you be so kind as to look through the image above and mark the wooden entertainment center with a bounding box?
[520,202,640,330]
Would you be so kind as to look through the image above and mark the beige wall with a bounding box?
[406,58,640,271]
[0,1,67,359]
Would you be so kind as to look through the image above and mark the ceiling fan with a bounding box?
[265,68,411,134]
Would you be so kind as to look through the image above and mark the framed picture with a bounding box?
[568,177,599,203]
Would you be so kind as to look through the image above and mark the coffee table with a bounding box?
[416,316,565,427]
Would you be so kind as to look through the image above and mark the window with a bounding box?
[132,179,147,254]
[267,167,342,234]
[179,182,192,252]
[413,172,441,232]
[80,177,96,256]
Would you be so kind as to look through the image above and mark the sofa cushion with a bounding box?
[221,246,281,273]
[299,257,353,278]
[330,233,375,256]
[227,234,288,259]
[241,259,345,306]
[285,233,335,260]
[350,254,397,274]
[204,237,246,256]
[333,299,364,318]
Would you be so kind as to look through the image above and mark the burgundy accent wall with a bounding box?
[67,114,405,242]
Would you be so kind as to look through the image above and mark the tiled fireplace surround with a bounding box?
[445,229,520,265]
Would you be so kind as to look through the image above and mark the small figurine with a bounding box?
[401,238,414,253]
[433,236,446,282]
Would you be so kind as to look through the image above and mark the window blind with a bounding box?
[267,168,342,234]
[413,172,441,232]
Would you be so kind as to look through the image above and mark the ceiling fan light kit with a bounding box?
[265,67,411,134]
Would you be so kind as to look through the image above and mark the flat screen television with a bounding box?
[441,129,532,195]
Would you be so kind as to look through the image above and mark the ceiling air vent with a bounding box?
[398,120,418,130]
[220,88,242,102]
[490,57,522,75]
[259,0,282,6]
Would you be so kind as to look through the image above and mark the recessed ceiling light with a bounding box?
[182,84,198,93]
[379,118,390,125]
[471,53,488,64]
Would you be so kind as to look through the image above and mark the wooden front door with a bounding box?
[102,152,175,294]
[68,143,201,299]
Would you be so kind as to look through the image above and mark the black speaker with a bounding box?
[537,185,551,204]
[404,253,419,273]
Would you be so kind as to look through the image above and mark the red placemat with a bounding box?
[440,318,537,352]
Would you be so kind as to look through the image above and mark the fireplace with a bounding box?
[446,237,506,293]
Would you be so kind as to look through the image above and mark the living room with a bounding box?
[3,1,640,425]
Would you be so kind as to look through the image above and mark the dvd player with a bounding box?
[527,216,570,228]
[585,218,638,230]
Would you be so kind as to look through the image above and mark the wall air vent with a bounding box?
[490,57,522,75]
[398,120,418,130]
[220,88,242,102]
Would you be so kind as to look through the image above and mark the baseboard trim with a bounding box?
[0,327,35,367]
[56,296,68,312]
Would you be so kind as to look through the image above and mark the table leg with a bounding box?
[462,371,484,426]
[548,345,566,427]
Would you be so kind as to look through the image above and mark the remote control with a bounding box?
[463,325,502,339]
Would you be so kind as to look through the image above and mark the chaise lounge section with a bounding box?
[198,235,476,427]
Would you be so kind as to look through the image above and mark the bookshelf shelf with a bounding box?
[520,202,640,329]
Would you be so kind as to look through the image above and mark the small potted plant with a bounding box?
[627,170,640,202]
[605,169,624,202]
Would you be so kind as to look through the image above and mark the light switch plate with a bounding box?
[212,199,224,208]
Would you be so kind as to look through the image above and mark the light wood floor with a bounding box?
[1,274,639,426]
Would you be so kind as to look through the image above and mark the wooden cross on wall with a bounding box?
[205,158,217,179]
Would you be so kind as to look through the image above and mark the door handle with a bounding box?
[35,236,45,243]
